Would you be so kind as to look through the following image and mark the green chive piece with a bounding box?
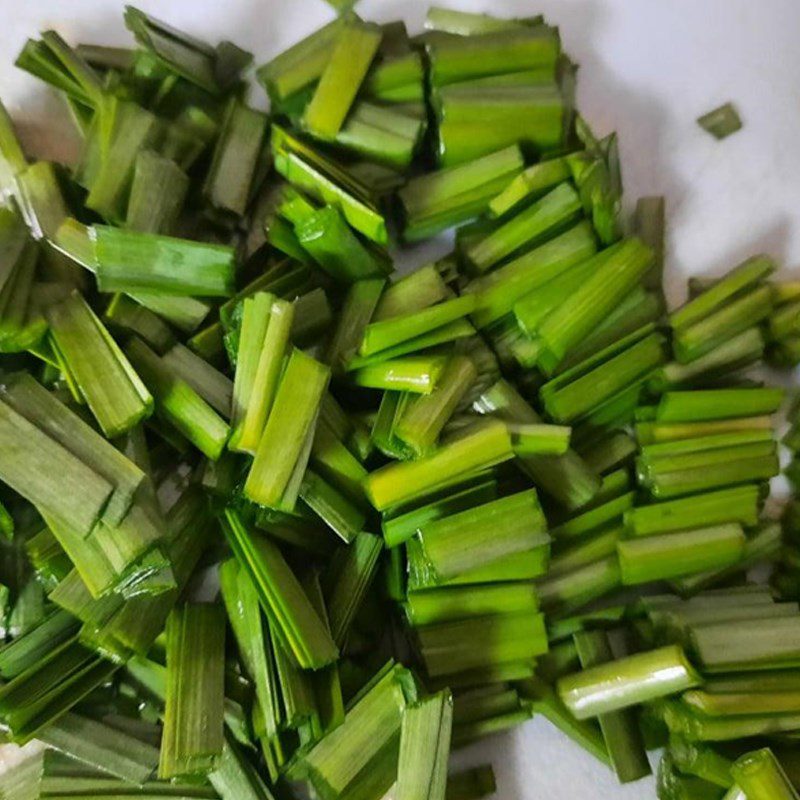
[548,525,624,577]
[475,379,601,511]
[624,485,760,537]
[326,278,385,372]
[0,99,27,190]
[405,582,539,626]
[323,531,383,645]
[353,354,449,394]
[210,732,277,800]
[244,348,329,509]
[397,691,453,800]
[126,338,230,460]
[573,630,651,783]
[364,51,424,103]
[230,295,294,454]
[507,422,571,455]
[634,196,665,291]
[204,101,268,218]
[257,17,350,104]
[373,265,451,321]
[311,416,369,501]
[16,161,69,240]
[90,225,235,298]
[126,150,189,235]
[698,103,743,140]
[690,615,800,672]
[427,27,560,88]
[158,604,225,778]
[618,524,746,585]
[47,290,153,437]
[293,662,417,798]
[657,752,725,800]
[219,560,281,746]
[382,479,497,548]
[536,556,621,617]
[541,331,667,423]
[161,343,232,418]
[467,221,598,328]
[0,609,78,679]
[104,294,176,353]
[670,255,774,329]
[558,644,701,719]
[364,420,514,510]
[730,749,798,800]
[636,414,773,445]
[536,237,654,373]
[550,493,634,541]
[398,145,524,242]
[488,157,571,218]
[222,509,339,669]
[300,469,365,543]
[417,612,548,679]
[655,388,783,422]
[669,736,734,788]
[419,489,548,581]
[302,22,382,140]
[683,688,800,717]
[464,183,582,273]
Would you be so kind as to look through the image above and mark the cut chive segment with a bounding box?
[508,423,571,455]
[730,749,799,800]
[244,348,330,510]
[655,388,783,422]
[418,489,548,581]
[463,183,583,273]
[104,294,176,354]
[326,278,385,373]
[300,469,365,544]
[161,343,232,418]
[159,604,225,779]
[302,22,383,140]
[364,420,514,510]
[698,102,743,140]
[617,524,746,585]
[574,630,651,783]
[635,196,665,292]
[397,691,453,800]
[489,156,571,218]
[222,509,338,670]
[126,338,230,460]
[47,290,153,437]
[558,645,702,719]
[126,150,189,235]
[353,355,449,394]
[405,583,539,626]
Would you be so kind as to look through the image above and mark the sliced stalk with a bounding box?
[161,344,232,418]
[548,525,623,577]
[300,469,365,544]
[536,556,622,617]
[326,278,385,372]
[636,415,773,445]
[635,196,665,291]
[364,420,514,510]
[617,524,746,585]
[550,493,634,541]
[697,103,743,140]
[373,265,451,321]
[126,150,188,235]
[245,348,329,510]
[104,294,176,354]
[303,23,383,140]
[353,355,449,394]
[508,423,571,455]
[731,749,799,800]
[558,645,701,720]
[655,388,783,422]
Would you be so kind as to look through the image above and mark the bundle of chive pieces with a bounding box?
[0,4,799,800]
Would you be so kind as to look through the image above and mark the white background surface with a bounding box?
[1,0,800,797]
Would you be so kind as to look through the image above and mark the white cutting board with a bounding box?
[2,1,800,797]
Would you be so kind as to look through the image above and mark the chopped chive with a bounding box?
[364,420,514,510]
[507,422,571,455]
[126,150,189,235]
[657,752,725,799]
[158,604,225,778]
[573,630,651,783]
[558,644,701,720]
[618,524,746,585]
[48,290,153,437]
[373,265,451,321]
[210,732,277,800]
[488,157,571,218]
[669,736,734,788]
[474,379,601,511]
[634,196,665,292]
[398,145,524,242]
[300,469,365,543]
[326,278,385,372]
[405,582,539,626]
[536,556,621,616]
[636,414,773,445]
[230,295,294,453]
[419,489,548,581]
[353,354,449,394]
[427,27,560,88]
[204,101,268,218]
[91,225,235,298]
[730,749,798,800]
[698,102,743,140]
[548,525,623,577]
[244,348,329,510]
[16,161,69,240]
[222,509,338,669]
[624,485,760,537]
[126,338,230,460]
[104,294,176,353]
[302,22,382,140]
[417,612,548,678]
[161,343,232,418]
[464,183,582,273]
[467,221,598,329]
[536,237,654,373]
[670,255,775,331]
[323,532,383,645]
[655,388,783,422]
[550,493,634,541]
[397,690,453,800]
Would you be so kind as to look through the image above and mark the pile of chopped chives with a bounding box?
[0,4,797,800]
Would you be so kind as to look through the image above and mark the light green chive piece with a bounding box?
[730,749,799,800]
[655,388,783,422]
[126,150,189,235]
[326,278,385,372]
[104,294,176,353]
[697,102,743,140]
[353,354,449,394]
